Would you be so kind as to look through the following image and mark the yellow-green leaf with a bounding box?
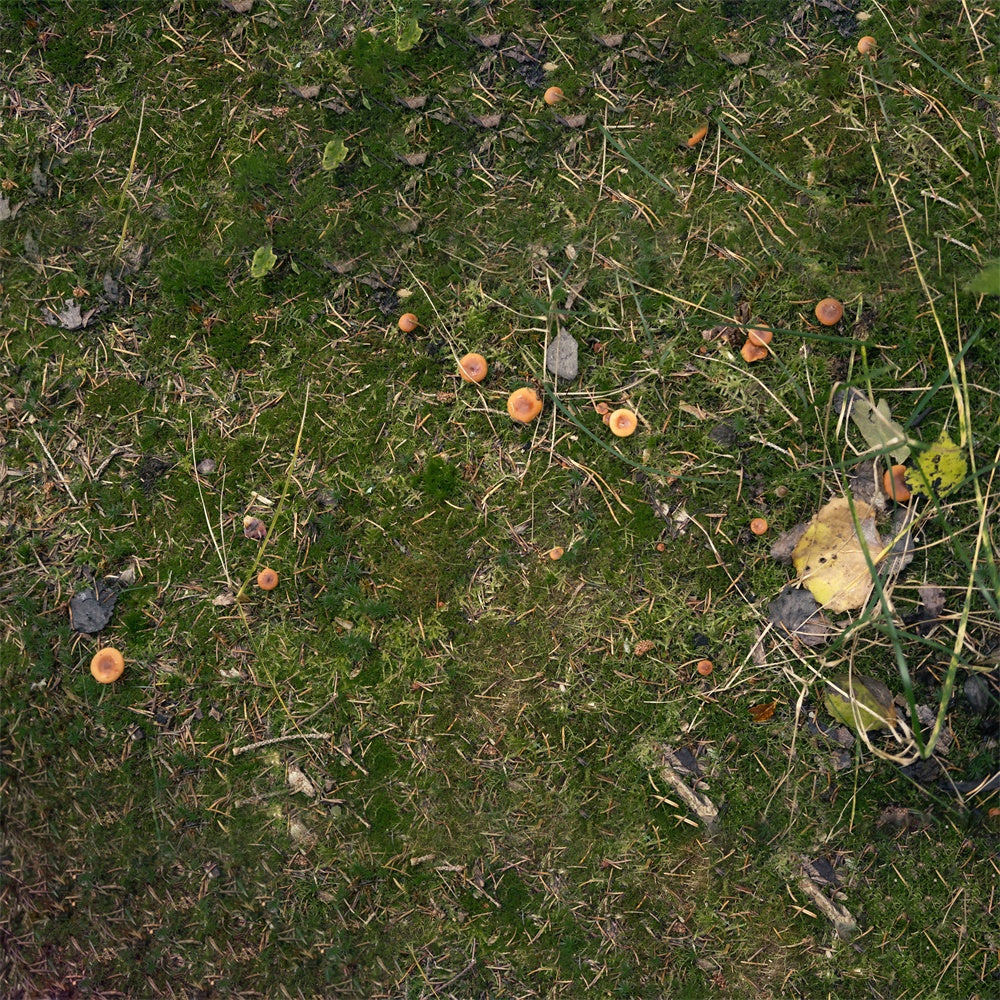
[250,245,277,278]
[824,673,897,732]
[905,430,966,498]
[964,259,1000,296]
[321,137,348,171]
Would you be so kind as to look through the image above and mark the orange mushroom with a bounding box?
[257,567,279,591]
[398,313,419,333]
[507,387,543,423]
[741,339,768,363]
[883,465,911,503]
[748,327,773,347]
[90,647,125,684]
[458,352,488,383]
[750,517,769,536]
[857,36,877,55]
[543,86,564,105]
[547,546,565,561]
[686,124,709,147]
[608,408,638,437]
[695,659,714,677]
[815,298,844,325]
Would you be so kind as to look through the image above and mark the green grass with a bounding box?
[2,3,998,998]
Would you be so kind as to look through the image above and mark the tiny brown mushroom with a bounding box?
[750,517,769,536]
[257,567,279,591]
[458,352,488,383]
[857,36,877,55]
[686,124,709,147]
[507,387,543,423]
[398,313,419,333]
[543,86,564,105]
[608,409,638,437]
[90,647,125,684]
[748,327,773,347]
[741,340,768,363]
[883,465,912,502]
[815,298,844,326]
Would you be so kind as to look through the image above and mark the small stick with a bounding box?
[34,429,77,503]
[232,732,332,757]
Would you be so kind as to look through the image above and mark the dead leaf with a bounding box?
[213,592,237,607]
[879,509,914,579]
[792,497,884,612]
[42,298,98,331]
[287,762,316,797]
[767,586,834,647]
[770,522,809,565]
[558,114,588,128]
[397,152,427,166]
[397,95,427,109]
[749,701,777,723]
[0,195,24,220]
[721,52,751,66]
[220,0,253,11]
[917,584,945,619]
[289,84,320,99]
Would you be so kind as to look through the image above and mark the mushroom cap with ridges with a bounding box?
[90,647,125,684]
[458,352,488,383]
[608,409,638,437]
[507,387,543,423]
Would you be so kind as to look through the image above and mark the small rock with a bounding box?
[546,330,578,379]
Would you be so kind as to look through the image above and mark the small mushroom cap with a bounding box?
[90,647,125,684]
[750,517,769,536]
[815,298,844,325]
[547,546,565,561]
[857,36,877,55]
[686,124,709,147]
[883,465,911,502]
[695,659,714,677]
[740,340,769,363]
[398,313,419,333]
[458,352,488,383]
[543,86,564,105]
[507,387,543,423]
[257,567,279,591]
[748,327,773,347]
[608,408,637,437]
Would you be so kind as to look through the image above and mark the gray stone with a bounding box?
[546,330,578,380]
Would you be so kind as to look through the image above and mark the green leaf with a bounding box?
[838,388,910,463]
[321,137,348,171]
[250,245,277,278]
[824,674,897,732]
[905,429,966,498]
[395,15,422,52]
[964,259,1000,296]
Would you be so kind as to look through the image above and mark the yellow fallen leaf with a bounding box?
[905,429,966,498]
[791,498,884,612]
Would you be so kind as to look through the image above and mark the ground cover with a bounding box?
[1,2,998,997]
